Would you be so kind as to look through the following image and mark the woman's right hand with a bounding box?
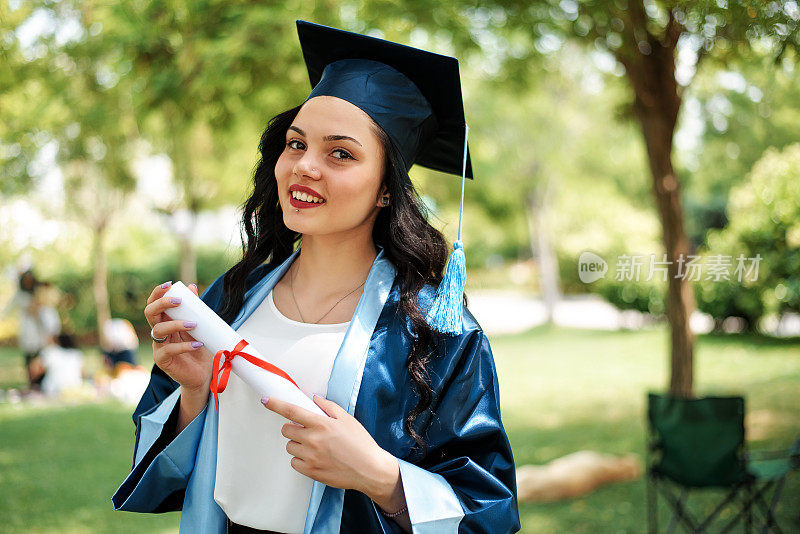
[145,281,213,397]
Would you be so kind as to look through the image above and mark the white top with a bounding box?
[40,345,83,397]
[3,291,60,353]
[101,318,139,352]
[214,289,350,533]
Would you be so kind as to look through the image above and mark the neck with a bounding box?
[292,231,378,294]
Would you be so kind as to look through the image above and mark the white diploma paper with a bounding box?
[162,281,326,416]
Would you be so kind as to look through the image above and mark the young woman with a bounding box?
[113,21,520,534]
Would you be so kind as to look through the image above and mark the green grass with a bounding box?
[0,327,798,533]
[0,345,178,533]
[0,402,179,533]
[496,326,800,533]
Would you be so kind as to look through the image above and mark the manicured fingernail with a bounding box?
[184,321,197,328]
[161,281,172,288]
[191,341,203,348]
[170,297,181,304]
[261,396,269,405]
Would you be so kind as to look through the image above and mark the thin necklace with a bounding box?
[290,262,367,324]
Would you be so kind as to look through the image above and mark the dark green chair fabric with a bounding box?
[648,393,746,488]
[646,392,799,533]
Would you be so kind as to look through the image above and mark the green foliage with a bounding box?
[89,0,349,212]
[53,245,235,334]
[4,0,800,334]
[594,276,667,315]
[683,50,800,247]
[0,1,67,195]
[697,143,800,326]
[417,42,660,281]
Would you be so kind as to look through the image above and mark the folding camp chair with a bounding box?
[646,393,799,533]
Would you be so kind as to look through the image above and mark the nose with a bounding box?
[293,152,322,181]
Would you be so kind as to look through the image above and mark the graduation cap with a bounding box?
[296,19,471,335]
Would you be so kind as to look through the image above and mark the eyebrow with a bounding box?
[288,125,362,147]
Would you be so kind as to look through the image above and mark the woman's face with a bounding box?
[275,95,386,239]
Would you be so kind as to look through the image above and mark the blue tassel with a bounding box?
[427,123,470,335]
[426,240,466,335]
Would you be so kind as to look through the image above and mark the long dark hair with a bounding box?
[218,104,451,453]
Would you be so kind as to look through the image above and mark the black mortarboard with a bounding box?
[296,19,473,179]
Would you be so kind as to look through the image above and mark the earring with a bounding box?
[380,195,390,206]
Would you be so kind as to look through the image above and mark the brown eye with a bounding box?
[332,149,353,160]
[287,140,305,150]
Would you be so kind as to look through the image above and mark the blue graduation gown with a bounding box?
[112,248,520,533]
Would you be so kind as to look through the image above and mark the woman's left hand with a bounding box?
[262,394,397,498]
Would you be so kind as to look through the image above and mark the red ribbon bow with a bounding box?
[210,339,300,412]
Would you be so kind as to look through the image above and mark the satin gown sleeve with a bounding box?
[399,328,520,534]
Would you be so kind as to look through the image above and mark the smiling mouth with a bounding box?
[288,184,326,210]
[290,189,325,204]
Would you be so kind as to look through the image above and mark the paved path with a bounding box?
[468,291,800,337]
[468,291,705,336]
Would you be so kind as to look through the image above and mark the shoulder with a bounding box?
[386,284,497,408]
[382,281,486,343]
[417,282,485,337]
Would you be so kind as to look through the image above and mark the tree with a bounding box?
[0,1,67,195]
[443,0,799,396]
[358,0,800,395]
[463,46,601,322]
[698,143,800,329]
[573,2,793,396]
[86,1,346,283]
[684,49,800,247]
[1,0,138,337]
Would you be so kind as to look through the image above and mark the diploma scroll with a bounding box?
[162,281,326,416]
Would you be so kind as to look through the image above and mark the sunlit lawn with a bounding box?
[0,326,798,533]
[499,326,800,533]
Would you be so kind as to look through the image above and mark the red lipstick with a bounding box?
[288,184,326,209]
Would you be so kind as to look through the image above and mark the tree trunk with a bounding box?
[92,222,111,340]
[179,216,198,284]
[168,115,198,285]
[526,188,561,324]
[623,38,695,398]
[638,112,695,398]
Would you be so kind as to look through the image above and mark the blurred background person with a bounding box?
[0,270,62,392]
[39,332,84,399]
[99,317,140,374]
[98,317,149,404]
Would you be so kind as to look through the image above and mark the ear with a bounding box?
[376,183,390,207]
